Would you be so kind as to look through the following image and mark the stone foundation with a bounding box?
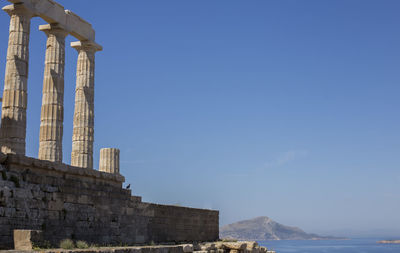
[0,154,219,249]
[3,240,276,253]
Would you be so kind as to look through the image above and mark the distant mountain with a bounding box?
[220,216,343,240]
[378,240,400,244]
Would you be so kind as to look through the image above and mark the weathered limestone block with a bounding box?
[13,230,43,251]
[200,243,217,251]
[182,244,194,253]
[245,242,258,250]
[38,24,68,163]
[131,196,142,203]
[70,41,102,169]
[0,4,34,155]
[222,242,247,251]
[99,148,120,174]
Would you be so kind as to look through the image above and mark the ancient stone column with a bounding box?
[0,4,34,155]
[38,24,68,163]
[99,148,120,174]
[70,41,102,169]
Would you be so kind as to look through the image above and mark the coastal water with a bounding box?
[258,238,400,253]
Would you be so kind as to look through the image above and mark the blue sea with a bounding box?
[258,238,400,253]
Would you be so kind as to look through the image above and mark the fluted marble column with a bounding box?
[38,24,68,162]
[0,4,34,155]
[99,148,120,174]
[71,41,102,169]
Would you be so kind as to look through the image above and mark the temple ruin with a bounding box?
[0,0,219,249]
[0,0,102,166]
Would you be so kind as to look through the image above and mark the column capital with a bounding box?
[71,40,102,53]
[39,24,68,38]
[2,4,34,19]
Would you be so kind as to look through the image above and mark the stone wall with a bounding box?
[0,154,219,249]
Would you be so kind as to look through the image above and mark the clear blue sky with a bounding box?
[0,0,399,237]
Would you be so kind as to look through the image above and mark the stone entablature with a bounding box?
[7,0,96,41]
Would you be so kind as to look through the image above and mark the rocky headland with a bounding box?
[221,216,344,241]
[378,240,400,244]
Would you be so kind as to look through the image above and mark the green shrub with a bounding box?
[33,240,52,250]
[76,240,89,249]
[42,240,52,249]
[60,239,74,249]
[90,243,99,248]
